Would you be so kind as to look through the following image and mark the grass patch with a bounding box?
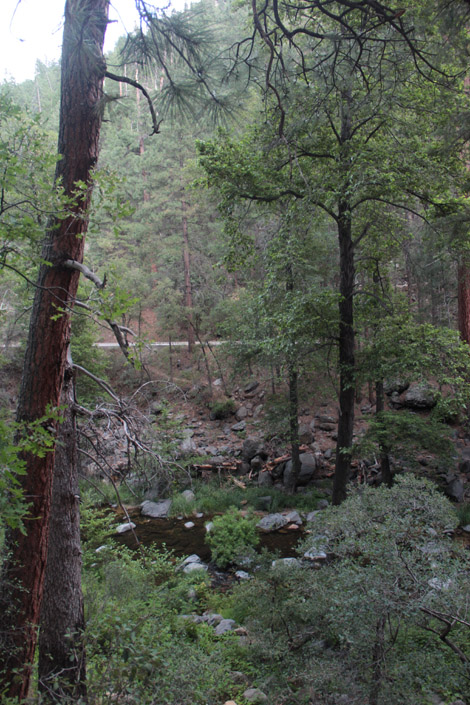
[170,479,323,516]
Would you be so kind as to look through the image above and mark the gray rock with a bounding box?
[231,420,246,432]
[257,470,273,487]
[236,461,251,476]
[404,384,437,410]
[306,511,320,522]
[243,688,268,703]
[461,524,470,533]
[213,378,223,387]
[184,521,195,529]
[284,510,302,525]
[182,560,208,574]
[204,612,223,626]
[257,513,289,532]
[235,570,251,580]
[235,406,248,421]
[445,474,464,502]
[317,422,335,432]
[115,522,136,534]
[141,499,172,518]
[316,414,336,424]
[272,557,301,568]
[242,437,267,462]
[298,423,314,445]
[303,548,327,561]
[244,381,259,394]
[251,455,264,472]
[324,448,333,460]
[317,499,329,510]
[283,452,316,487]
[180,435,197,456]
[214,618,236,635]
[181,489,195,502]
[384,378,409,395]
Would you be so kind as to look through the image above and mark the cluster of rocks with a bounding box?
[385,380,437,410]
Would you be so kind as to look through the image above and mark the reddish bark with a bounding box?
[458,261,470,345]
[0,0,109,698]
[38,355,87,702]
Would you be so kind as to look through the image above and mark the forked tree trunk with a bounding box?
[0,1,108,698]
[38,352,87,702]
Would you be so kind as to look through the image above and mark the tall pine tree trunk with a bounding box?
[458,260,470,344]
[0,1,108,698]
[38,351,87,702]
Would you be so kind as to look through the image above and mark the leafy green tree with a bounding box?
[198,2,468,504]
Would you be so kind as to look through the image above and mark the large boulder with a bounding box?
[141,499,172,518]
[403,384,437,410]
[242,437,268,462]
[283,452,316,487]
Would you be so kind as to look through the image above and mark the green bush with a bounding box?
[83,544,250,705]
[229,476,469,705]
[209,398,236,420]
[205,508,260,568]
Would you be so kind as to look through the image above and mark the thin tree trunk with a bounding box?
[0,1,108,697]
[287,364,301,492]
[179,152,195,352]
[38,351,87,702]
[375,380,393,487]
[333,87,355,506]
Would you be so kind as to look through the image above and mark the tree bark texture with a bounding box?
[38,354,87,702]
[375,380,393,487]
[458,260,470,345]
[287,364,301,492]
[332,205,355,505]
[333,89,355,506]
[182,202,195,352]
[0,1,108,698]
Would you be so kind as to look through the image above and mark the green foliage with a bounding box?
[205,508,259,568]
[0,408,63,534]
[455,502,470,527]
[231,476,468,704]
[169,479,321,517]
[83,542,250,705]
[356,411,454,469]
[209,398,236,420]
[70,307,110,404]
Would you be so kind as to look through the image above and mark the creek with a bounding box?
[114,509,302,562]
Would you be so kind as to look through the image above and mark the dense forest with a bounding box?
[1,0,470,703]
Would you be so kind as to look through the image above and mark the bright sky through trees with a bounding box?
[0,0,186,83]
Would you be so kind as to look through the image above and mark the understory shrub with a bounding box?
[83,544,251,705]
[205,508,259,568]
[228,476,469,705]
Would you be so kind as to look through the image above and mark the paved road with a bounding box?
[95,340,224,348]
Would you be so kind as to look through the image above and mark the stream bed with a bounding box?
[114,510,303,562]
